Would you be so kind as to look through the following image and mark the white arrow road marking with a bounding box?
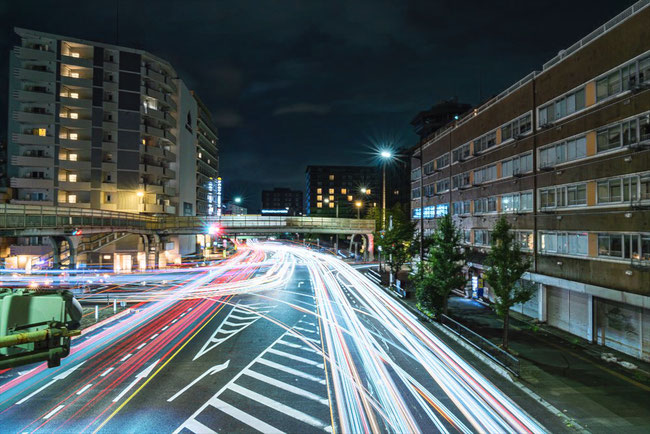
[298,281,304,287]
[17,361,86,405]
[112,358,160,403]
[167,360,230,402]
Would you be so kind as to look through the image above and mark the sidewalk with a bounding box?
[446,295,650,433]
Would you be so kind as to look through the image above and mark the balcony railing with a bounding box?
[13,46,56,61]
[13,89,55,103]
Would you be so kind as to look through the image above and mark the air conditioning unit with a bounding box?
[540,163,555,171]
[512,170,524,178]
[539,122,554,129]
[628,140,650,150]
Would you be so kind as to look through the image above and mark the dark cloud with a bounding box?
[0,0,637,211]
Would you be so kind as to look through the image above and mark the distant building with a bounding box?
[410,2,650,360]
[410,98,472,141]
[305,166,379,218]
[385,147,412,212]
[261,187,303,215]
[224,202,246,215]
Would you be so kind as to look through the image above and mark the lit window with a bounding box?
[329,202,335,208]
[69,153,78,161]
[347,195,353,201]
[70,92,79,99]
[71,52,80,58]
[316,188,322,194]
[69,133,78,140]
[68,194,77,203]
[208,159,210,164]
[329,195,334,201]
[142,139,146,145]
[68,174,77,182]
[329,175,334,181]
[366,189,371,195]
[70,112,78,119]
[70,72,80,78]
[317,202,323,208]
[198,152,202,158]
[328,188,334,194]
[317,195,322,201]
[60,112,68,118]
[341,188,347,194]
[37,128,46,137]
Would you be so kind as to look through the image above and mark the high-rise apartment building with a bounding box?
[6,28,218,264]
[192,92,219,215]
[411,1,650,360]
[305,166,379,218]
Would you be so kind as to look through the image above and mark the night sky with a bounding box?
[0,0,635,211]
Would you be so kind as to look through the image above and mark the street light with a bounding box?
[234,197,242,204]
[355,201,362,219]
[136,191,144,197]
[323,198,339,218]
[379,150,394,230]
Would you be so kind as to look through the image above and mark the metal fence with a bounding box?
[440,314,520,376]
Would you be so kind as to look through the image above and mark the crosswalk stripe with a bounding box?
[255,358,326,384]
[266,349,323,368]
[293,326,317,334]
[183,417,218,434]
[285,333,321,345]
[229,384,329,430]
[207,398,282,434]
[277,339,321,355]
[244,369,328,405]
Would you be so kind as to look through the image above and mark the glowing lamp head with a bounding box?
[355,201,362,207]
[234,197,242,204]
[136,191,144,197]
[380,150,392,159]
[360,187,367,193]
[208,224,222,236]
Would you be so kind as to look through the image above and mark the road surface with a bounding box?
[0,242,546,433]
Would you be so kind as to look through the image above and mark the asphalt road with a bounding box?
[0,243,547,433]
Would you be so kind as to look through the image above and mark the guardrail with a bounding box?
[0,204,375,234]
[440,314,520,376]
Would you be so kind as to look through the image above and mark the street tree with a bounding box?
[375,204,416,282]
[484,217,534,350]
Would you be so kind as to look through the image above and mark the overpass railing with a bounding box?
[0,204,375,233]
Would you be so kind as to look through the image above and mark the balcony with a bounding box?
[61,75,93,88]
[164,185,176,196]
[13,67,55,83]
[140,164,164,176]
[10,177,53,189]
[60,117,92,128]
[59,180,91,191]
[13,89,54,103]
[11,199,54,206]
[13,46,56,61]
[104,61,118,72]
[165,205,176,214]
[59,138,91,149]
[104,81,118,91]
[101,182,117,191]
[163,167,176,178]
[143,86,177,110]
[59,159,91,170]
[138,203,164,213]
[12,133,54,145]
[11,155,52,167]
[60,96,92,109]
[143,108,176,126]
[13,111,54,124]
[60,54,93,68]
[142,124,176,143]
[143,67,177,92]
[103,100,118,111]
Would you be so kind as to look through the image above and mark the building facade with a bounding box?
[192,92,219,216]
[305,165,379,218]
[6,28,217,266]
[411,1,650,360]
[261,187,303,215]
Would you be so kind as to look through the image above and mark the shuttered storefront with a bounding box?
[547,286,589,338]
[595,298,649,360]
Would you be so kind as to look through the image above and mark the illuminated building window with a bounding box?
[37,128,46,137]
[71,52,80,58]
[366,189,372,195]
[317,202,323,208]
[70,112,78,119]
[198,152,202,158]
[347,195,353,201]
[328,188,334,194]
[68,194,77,203]
[316,188,322,194]
[341,188,347,194]
[70,72,79,78]
[329,174,334,181]
[329,195,334,201]
[69,133,78,140]
[329,202,335,208]
[142,139,146,145]
[68,173,77,182]
[317,195,322,201]
[70,92,79,99]
[69,153,78,161]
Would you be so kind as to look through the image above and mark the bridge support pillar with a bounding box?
[47,236,78,269]
[48,236,61,270]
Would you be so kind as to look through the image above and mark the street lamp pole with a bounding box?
[380,150,392,230]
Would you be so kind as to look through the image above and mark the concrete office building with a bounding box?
[192,92,219,216]
[305,166,379,218]
[411,1,650,360]
[5,28,213,268]
[262,187,303,215]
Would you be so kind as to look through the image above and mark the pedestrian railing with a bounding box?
[440,314,520,376]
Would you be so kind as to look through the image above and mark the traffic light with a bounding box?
[71,228,82,236]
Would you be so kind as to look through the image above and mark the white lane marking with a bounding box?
[136,342,147,350]
[230,383,329,430]
[150,333,159,340]
[285,334,320,345]
[100,367,114,377]
[228,314,259,321]
[43,404,65,420]
[244,369,328,405]
[256,358,326,385]
[266,348,323,368]
[277,340,320,355]
[183,418,218,434]
[161,326,169,331]
[293,326,317,334]
[168,360,230,402]
[76,384,92,395]
[112,359,160,403]
[120,354,132,362]
[17,361,86,405]
[180,313,186,318]
[207,398,282,434]
[172,319,178,324]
